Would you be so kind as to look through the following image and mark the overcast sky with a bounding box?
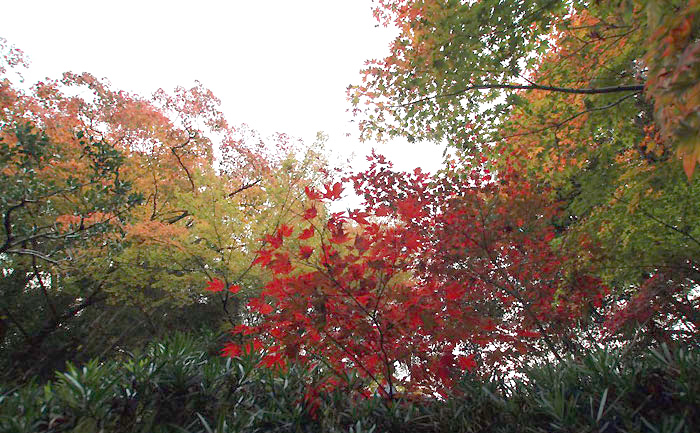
[2,0,446,174]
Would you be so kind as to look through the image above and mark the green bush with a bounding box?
[1,334,697,433]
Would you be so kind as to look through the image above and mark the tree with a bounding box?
[0,39,328,380]
[224,155,605,397]
[351,0,699,176]
[216,0,699,397]
[349,0,700,350]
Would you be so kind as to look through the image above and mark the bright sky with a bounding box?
[2,0,446,175]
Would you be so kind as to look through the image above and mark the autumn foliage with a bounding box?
[214,0,700,400]
[1,0,698,414]
[219,154,608,397]
[0,38,326,379]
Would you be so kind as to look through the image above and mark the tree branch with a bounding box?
[500,91,641,140]
[228,179,262,198]
[613,194,700,249]
[1,199,33,253]
[170,135,196,191]
[32,255,58,321]
[396,82,644,108]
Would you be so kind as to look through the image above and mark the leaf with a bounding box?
[265,232,284,249]
[269,252,293,274]
[248,297,274,315]
[298,225,315,240]
[323,182,344,200]
[303,206,318,220]
[220,342,241,358]
[445,283,464,301]
[204,278,225,293]
[299,245,314,259]
[457,354,477,372]
[305,185,321,200]
[354,235,371,253]
[278,224,294,238]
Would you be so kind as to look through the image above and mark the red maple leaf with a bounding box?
[270,252,293,274]
[354,235,371,253]
[445,283,464,301]
[299,245,314,259]
[303,206,318,220]
[231,324,256,335]
[305,186,321,200]
[229,284,241,294]
[278,224,294,238]
[205,278,225,292]
[265,232,284,249]
[323,182,343,200]
[457,354,477,372]
[298,225,314,240]
[329,223,349,244]
[517,329,541,338]
[221,342,241,358]
[248,297,274,315]
[259,350,286,369]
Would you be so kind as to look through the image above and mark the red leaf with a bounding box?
[253,249,272,266]
[349,210,369,225]
[354,235,371,253]
[260,350,286,369]
[303,206,318,220]
[445,283,464,301]
[221,343,241,358]
[356,293,371,306]
[270,252,293,274]
[265,232,284,249]
[205,278,225,292]
[231,324,256,335]
[249,297,274,315]
[329,224,349,244]
[323,182,343,200]
[278,224,294,238]
[243,339,264,354]
[457,354,477,372]
[305,186,321,200]
[517,329,541,338]
[229,284,241,294]
[436,349,455,383]
[298,225,315,240]
[299,245,314,259]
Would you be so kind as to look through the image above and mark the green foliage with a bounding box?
[1,334,697,433]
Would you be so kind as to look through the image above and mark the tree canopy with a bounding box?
[1,1,698,405]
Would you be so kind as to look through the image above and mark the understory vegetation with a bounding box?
[1,333,698,433]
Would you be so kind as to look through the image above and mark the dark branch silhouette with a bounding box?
[396,82,645,108]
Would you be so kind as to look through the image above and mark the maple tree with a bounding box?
[0,39,327,378]
[351,0,699,177]
[211,0,700,399]
[347,1,699,352]
[222,154,606,397]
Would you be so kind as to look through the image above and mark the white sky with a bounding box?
[2,0,446,175]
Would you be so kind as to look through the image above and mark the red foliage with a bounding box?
[205,279,225,293]
[216,155,606,397]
